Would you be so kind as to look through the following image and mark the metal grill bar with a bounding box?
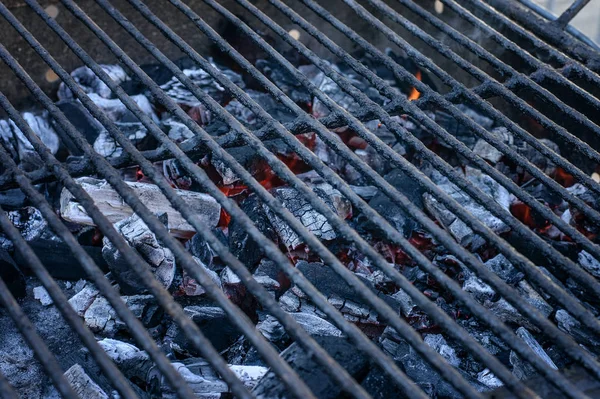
[224,0,600,358]
[0,368,18,399]
[116,0,593,397]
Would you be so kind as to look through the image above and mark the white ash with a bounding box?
[578,250,600,278]
[83,295,159,337]
[477,368,503,389]
[0,111,60,160]
[63,364,109,399]
[68,284,99,316]
[461,254,522,301]
[424,334,460,367]
[424,167,512,250]
[103,212,175,293]
[391,289,418,317]
[60,177,221,237]
[93,122,147,159]
[58,64,128,101]
[160,61,245,106]
[86,93,157,124]
[98,338,152,380]
[258,313,342,343]
[163,117,195,142]
[472,127,513,164]
[33,286,53,306]
[0,207,47,251]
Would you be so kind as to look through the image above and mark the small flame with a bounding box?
[408,70,422,101]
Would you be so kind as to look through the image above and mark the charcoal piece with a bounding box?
[0,112,60,171]
[211,156,240,185]
[363,118,407,156]
[391,288,418,317]
[225,90,295,128]
[84,295,160,337]
[518,138,560,174]
[86,93,157,124]
[423,334,460,367]
[367,168,422,238]
[578,250,600,278]
[153,358,267,399]
[102,213,175,294]
[68,284,99,316]
[166,305,239,355]
[252,336,369,399]
[255,59,311,105]
[55,101,104,153]
[63,364,109,399]
[380,328,488,398]
[485,281,552,331]
[159,60,245,106]
[179,256,221,297]
[509,327,557,381]
[424,167,511,250]
[0,188,27,208]
[299,64,359,118]
[472,127,513,164]
[33,286,53,306]
[97,338,152,380]
[163,118,195,143]
[58,64,128,101]
[555,309,600,353]
[60,177,221,237]
[163,158,193,190]
[0,207,47,251]
[477,368,503,389]
[361,366,403,399]
[258,313,342,345]
[187,233,213,269]
[0,249,25,299]
[229,195,277,271]
[13,233,108,280]
[462,254,523,301]
[263,186,345,249]
[433,105,493,148]
[93,122,147,159]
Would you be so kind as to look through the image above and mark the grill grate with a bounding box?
[0,0,599,398]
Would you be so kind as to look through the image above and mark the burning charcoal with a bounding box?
[0,112,60,171]
[153,358,267,399]
[102,213,175,294]
[472,127,513,164]
[166,305,239,355]
[263,185,349,249]
[57,64,128,101]
[93,122,147,159]
[252,336,369,399]
[62,364,109,399]
[424,167,511,250]
[98,338,152,380]
[367,168,423,238]
[84,295,161,337]
[60,177,221,237]
[555,309,600,353]
[211,156,240,186]
[485,281,552,331]
[163,158,193,190]
[0,249,25,299]
[179,256,221,297]
[509,327,557,381]
[379,327,488,397]
[518,138,560,174]
[0,207,47,251]
[160,60,245,106]
[578,250,600,278]
[229,195,278,271]
[258,313,342,346]
[33,286,53,306]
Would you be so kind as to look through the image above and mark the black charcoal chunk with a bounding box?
[510,327,557,380]
[367,168,422,237]
[433,105,493,148]
[55,101,104,152]
[0,207,47,251]
[0,249,25,299]
[166,305,239,355]
[256,59,311,105]
[264,185,349,249]
[472,127,513,164]
[578,250,600,278]
[252,336,369,399]
[225,90,295,128]
[229,195,278,272]
[556,309,600,353]
[102,213,175,294]
[518,139,560,174]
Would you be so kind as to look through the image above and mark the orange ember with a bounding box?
[552,167,575,187]
[408,70,422,101]
[510,202,536,228]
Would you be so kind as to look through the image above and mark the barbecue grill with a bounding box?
[0,0,599,398]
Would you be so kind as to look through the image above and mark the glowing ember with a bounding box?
[408,70,422,101]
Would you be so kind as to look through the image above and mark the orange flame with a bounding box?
[408,70,422,101]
